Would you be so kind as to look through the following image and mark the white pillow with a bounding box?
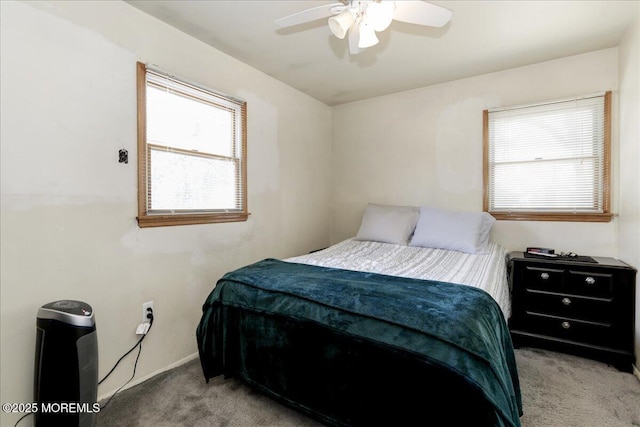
[355,204,419,245]
[409,207,496,254]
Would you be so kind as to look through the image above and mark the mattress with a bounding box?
[286,238,511,319]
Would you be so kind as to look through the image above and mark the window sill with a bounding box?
[489,212,613,223]
[137,212,249,228]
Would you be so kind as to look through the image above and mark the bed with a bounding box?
[196,205,523,427]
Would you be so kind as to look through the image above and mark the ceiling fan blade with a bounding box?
[275,3,345,28]
[393,1,453,28]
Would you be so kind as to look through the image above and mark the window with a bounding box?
[483,91,611,222]
[136,62,248,227]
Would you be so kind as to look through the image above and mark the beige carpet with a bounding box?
[516,348,640,427]
[96,348,640,427]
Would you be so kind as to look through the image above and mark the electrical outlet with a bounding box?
[142,301,154,323]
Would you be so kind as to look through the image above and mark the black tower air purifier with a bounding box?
[34,300,98,427]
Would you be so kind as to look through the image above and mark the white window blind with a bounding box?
[486,92,609,218]
[144,67,246,216]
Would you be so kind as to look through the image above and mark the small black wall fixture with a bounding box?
[118,149,128,164]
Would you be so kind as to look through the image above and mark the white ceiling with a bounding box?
[126,1,639,106]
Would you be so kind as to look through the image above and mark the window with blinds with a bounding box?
[483,92,611,222]
[136,62,248,227]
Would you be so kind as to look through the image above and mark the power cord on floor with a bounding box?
[13,309,154,426]
[13,308,153,427]
[13,413,30,427]
[99,308,154,410]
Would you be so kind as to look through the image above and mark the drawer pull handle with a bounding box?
[540,272,550,280]
[585,277,596,285]
[561,321,571,329]
[562,297,572,306]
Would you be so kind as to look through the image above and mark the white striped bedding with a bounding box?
[285,238,511,319]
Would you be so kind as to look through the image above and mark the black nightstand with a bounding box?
[507,251,636,372]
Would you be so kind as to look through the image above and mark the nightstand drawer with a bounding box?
[523,289,614,323]
[522,312,613,347]
[567,270,614,297]
[523,266,564,290]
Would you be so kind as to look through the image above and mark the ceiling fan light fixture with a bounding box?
[366,1,395,32]
[328,10,354,39]
[275,1,453,55]
[358,21,379,48]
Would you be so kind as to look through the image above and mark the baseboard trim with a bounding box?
[633,364,640,382]
[98,351,199,401]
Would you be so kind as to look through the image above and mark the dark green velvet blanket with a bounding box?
[196,259,522,427]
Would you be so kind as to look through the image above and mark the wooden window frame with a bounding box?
[136,62,248,228]
[483,91,612,223]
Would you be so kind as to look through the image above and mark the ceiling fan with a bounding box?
[275,1,453,55]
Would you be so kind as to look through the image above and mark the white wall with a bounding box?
[331,48,620,257]
[617,10,640,367]
[0,1,331,425]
